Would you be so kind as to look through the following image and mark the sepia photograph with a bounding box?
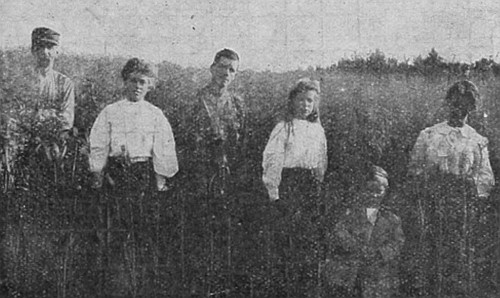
[1,0,500,297]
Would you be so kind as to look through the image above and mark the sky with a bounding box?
[1,0,500,72]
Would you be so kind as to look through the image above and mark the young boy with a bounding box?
[324,165,404,298]
[89,58,178,192]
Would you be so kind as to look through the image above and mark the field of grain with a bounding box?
[1,48,500,297]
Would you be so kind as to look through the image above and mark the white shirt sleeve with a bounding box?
[152,112,179,178]
[60,79,75,130]
[262,122,287,201]
[408,129,428,177]
[89,108,110,173]
[317,127,328,182]
[476,140,494,197]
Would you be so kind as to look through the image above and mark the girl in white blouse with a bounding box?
[262,78,327,202]
[262,78,327,296]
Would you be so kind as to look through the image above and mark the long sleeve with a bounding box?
[152,113,179,178]
[60,79,75,130]
[89,108,110,173]
[408,130,427,177]
[334,218,359,253]
[317,129,328,182]
[262,122,287,201]
[475,141,494,197]
[378,214,405,262]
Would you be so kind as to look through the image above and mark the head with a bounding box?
[445,80,478,127]
[210,48,239,89]
[31,27,60,70]
[287,78,321,122]
[121,58,158,102]
[358,165,389,208]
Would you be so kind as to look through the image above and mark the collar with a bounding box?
[121,98,146,106]
[203,85,231,108]
[206,82,228,98]
[436,121,474,139]
[36,67,54,78]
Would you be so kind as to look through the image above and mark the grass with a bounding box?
[1,49,500,297]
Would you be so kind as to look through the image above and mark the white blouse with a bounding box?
[89,99,179,178]
[408,121,494,197]
[262,119,328,201]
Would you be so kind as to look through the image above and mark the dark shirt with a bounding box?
[192,85,247,177]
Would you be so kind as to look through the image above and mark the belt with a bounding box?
[109,156,151,164]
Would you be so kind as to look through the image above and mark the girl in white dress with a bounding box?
[262,78,327,296]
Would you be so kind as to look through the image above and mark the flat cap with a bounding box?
[32,27,60,47]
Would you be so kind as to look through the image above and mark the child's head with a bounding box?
[358,165,388,208]
[31,27,60,69]
[210,48,239,89]
[287,78,320,122]
[121,58,157,102]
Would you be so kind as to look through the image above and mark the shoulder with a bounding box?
[100,100,123,114]
[313,121,325,133]
[416,122,448,141]
[143,101,168,118]
[380,209,401,224]
[422,121,447,134]
[272,120,287,131]
[463,124,489,146]
[53,70,75,87]
[196,85,211,100]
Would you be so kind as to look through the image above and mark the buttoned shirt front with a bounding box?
[89,99,178,178]
[408,121,494,197]
[195,85,245,142]
[262,119,328,200]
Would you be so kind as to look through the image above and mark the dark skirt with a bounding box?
[401,173,490,297]
[104,157,155,197]
[270,168,322,297]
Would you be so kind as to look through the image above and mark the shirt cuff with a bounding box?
[268,188,279,201]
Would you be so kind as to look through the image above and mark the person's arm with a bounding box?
[407,129,428,178]
[334,215,359,253]
[315,126,328,182]
[152,112,179,191]
[192,97,211,169]
[262,122,287,201]
[475,139,495,197]
[60,77,75,131]
[89,108,110,188]
[378,213,405,262]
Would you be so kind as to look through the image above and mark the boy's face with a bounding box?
[359,177,387,208]
[32,42,59,69]
[210,57,239,89]
[124,72,154,102]
[293,90,317,120]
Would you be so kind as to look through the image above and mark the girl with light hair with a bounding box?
[262,78,327,296]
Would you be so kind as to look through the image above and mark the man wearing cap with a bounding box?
[31,27,75,135]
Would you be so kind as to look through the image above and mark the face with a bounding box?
[293,90,317,120]
[124,72,154,102]
[210,57,239,89]
[32,43,59,69]
[358,177,387,208]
